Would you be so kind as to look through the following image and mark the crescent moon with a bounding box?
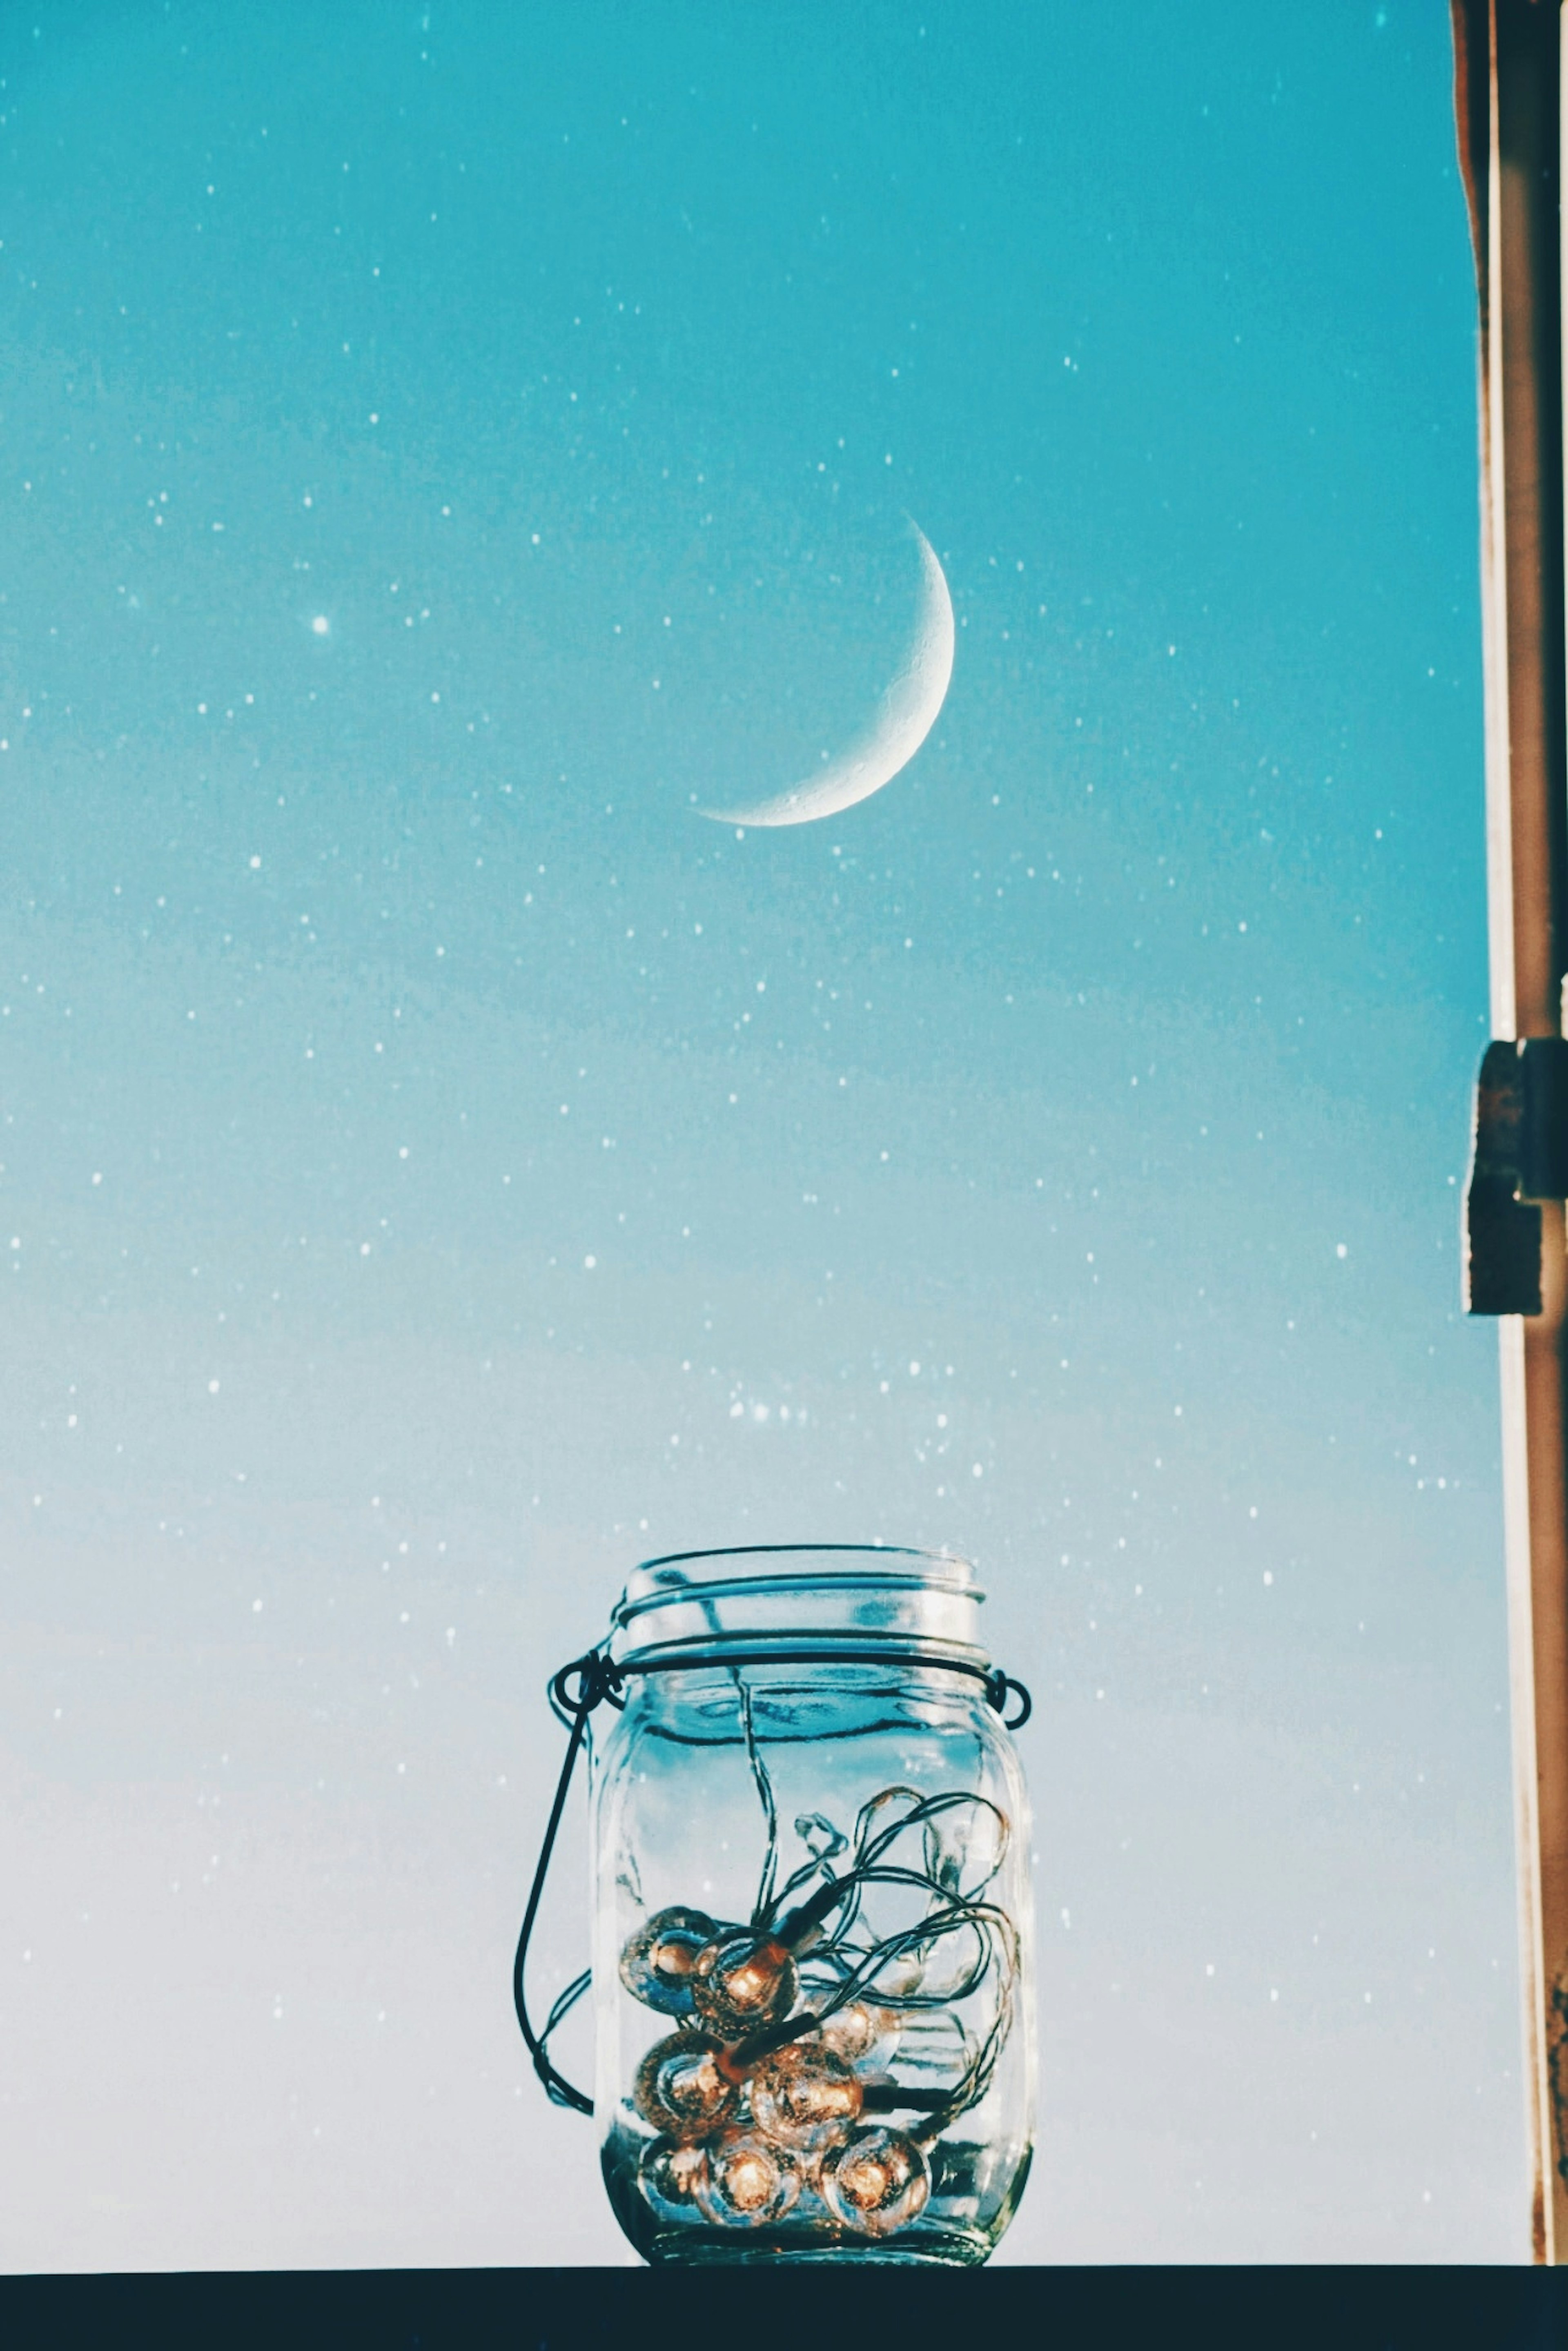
[699,521,954,828]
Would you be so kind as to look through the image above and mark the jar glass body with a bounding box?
[589,1547,1035,2266]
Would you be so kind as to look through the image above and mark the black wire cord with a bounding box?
[512,1645,1032,2119]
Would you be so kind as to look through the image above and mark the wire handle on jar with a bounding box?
[513,1643,1032,2118]
[512,1649,621,2113]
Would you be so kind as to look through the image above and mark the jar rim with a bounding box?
[612,1542,983,1634]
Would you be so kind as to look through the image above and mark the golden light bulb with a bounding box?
[618,1906,717,2017]
[690,1929,798,2037]
[638,2135,706,2213]
[693,2131,802,2228]
[749,2041,863,2153]
[820,2127,931,2237]
[632,2031,739,2142]
[816,2000,894,2064]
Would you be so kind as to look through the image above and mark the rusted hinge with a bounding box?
[1464,1038,1568,1315]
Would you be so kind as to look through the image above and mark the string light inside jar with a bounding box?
[611,1776,1019,2245]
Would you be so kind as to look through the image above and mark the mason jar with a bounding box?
[579,1544,1035,2266]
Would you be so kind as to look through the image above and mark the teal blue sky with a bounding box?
[0,2,1522,2264]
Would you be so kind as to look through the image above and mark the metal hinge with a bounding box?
[1463,1038,1568,1315]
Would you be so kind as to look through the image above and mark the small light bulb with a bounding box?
[690,1930,797,2037]
[820,2127,931,2237]
[693,2130,803,2228]
[638,2135,706,2213]
[749,2042,863,2153]
[815,2001,894,2064]
[619,1906,717,2016]
[632,2032,739,2142]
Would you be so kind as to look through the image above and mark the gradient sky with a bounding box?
[0,0,1522,2266]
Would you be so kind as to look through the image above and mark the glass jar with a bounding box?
[584,1544,1035,2266]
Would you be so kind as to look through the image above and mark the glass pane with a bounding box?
[0,2,1510,2263]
